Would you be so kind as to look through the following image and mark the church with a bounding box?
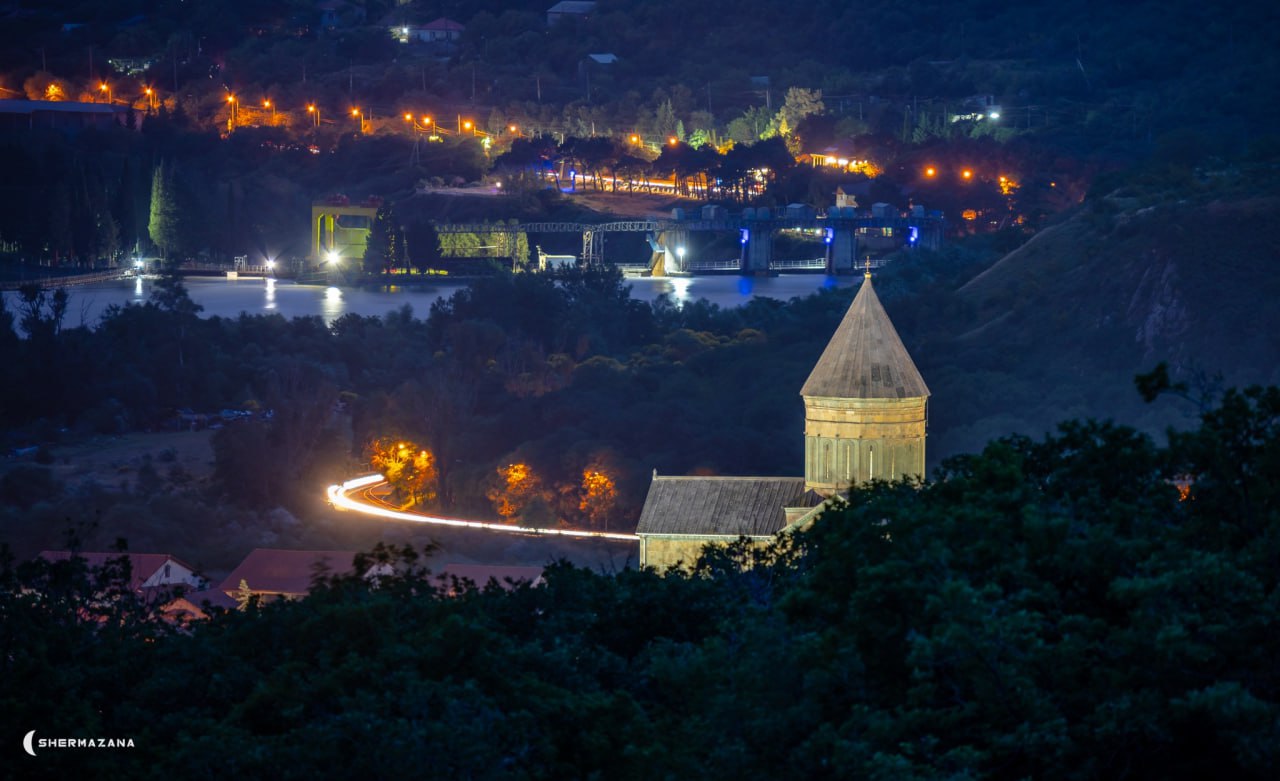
[635,270,930,568]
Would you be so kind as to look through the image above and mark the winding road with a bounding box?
[326,474,640,541]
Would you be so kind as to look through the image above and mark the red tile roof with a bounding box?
[39,551,196,591]
[218,549,357,597]
[436,563,544,591]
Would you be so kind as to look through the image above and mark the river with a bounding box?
[6,273,858,328]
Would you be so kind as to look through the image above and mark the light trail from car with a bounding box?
[327,474,640,541]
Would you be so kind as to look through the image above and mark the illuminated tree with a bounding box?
[579,466,618,530]
[486,462,549,522]
[367,437,439,507]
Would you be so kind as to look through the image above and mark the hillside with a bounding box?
[915,175,1280,460]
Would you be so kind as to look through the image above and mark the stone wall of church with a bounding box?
[803,396,927,492]
[639,534,770,570]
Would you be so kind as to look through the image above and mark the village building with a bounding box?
[635,269,929,568]
[39,550,204,595]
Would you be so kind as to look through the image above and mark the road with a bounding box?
[327,474,640,542]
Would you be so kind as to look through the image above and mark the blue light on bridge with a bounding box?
[739,228,749,245]
[824,228,834,245]
[908,226,919,245]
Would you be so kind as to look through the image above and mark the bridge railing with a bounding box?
[0,269,129,291]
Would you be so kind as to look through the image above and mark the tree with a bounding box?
[776,87,825,154]
[147,160,192,260]
[364,201,402,274]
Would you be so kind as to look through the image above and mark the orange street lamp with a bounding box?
[263,98,275,124]
[306,103,320,127]
[961,168,973,180]
[351,108,367,133]
[143,86,157,110]
[630,134,639,144]
[508,124,518,135]
[668,136,677,146]
[226,94,237,127]
[924,166,936,177]
[98,81,111,104]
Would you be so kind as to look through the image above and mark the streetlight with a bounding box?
[226,94,237,128]
[961,169,973,180]
[325,249,340,264]
[668,136,678,146]
[924,166,936,177]
[351,107,366,133]
[630,134,640,145]
[143,86,157,110]
[98,81,111,104]
[676,246,686,271]
[263,98,275,124]
[307,103,320,127]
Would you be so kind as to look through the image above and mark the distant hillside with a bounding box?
[916,178,1280,460]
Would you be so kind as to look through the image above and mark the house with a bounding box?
[160,588,238,624]
[834,181,870,209]
[38,551,204,597]
[547,0,596,25]
[218,548,358,602]
[435,563,545,595]
[0,100,131,132]
[636,270,930,569]
[390,17,464,44]
[420,17,464,42]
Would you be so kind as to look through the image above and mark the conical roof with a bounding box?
[801,275,930,400]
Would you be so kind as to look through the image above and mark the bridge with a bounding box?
[433,209,945,275]
[0,269,131,291]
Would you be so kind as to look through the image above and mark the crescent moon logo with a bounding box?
[23,730,36,756]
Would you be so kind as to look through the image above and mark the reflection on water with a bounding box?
[5,273,859,328]
[322,286,344,321]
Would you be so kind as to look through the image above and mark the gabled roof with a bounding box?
[218,549,357,596]
[801,275,929,400]
[437,563,544,590]
[0,100,128,115]
[422,17,464,31]
[39,551,195,591]
[636,475,810,537]
[548,1,597,14]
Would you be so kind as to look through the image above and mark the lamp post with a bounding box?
[98,81,111,104]
[263,98,275,125]
[351,108,366,133]
[226,94,237,130]
[676,246,686,272]
[307,103,320,127]
[143,87,157,111]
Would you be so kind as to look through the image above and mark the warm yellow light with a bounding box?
[423,116,431,123]
[509,124,517,132]
[227,95,235,103]
[144,87,152,95]
[352,108,360,116]
[463,120,473,129]
[404,112,413,121]
[307,104,315,112]
[962,169,973,180]
[999,175,1007,182]
[925,166,936,177]
[99,83,108,91]
[630,134,639,143]
[668,137,677,145]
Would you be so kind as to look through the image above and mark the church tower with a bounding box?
[800,270,929,494]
